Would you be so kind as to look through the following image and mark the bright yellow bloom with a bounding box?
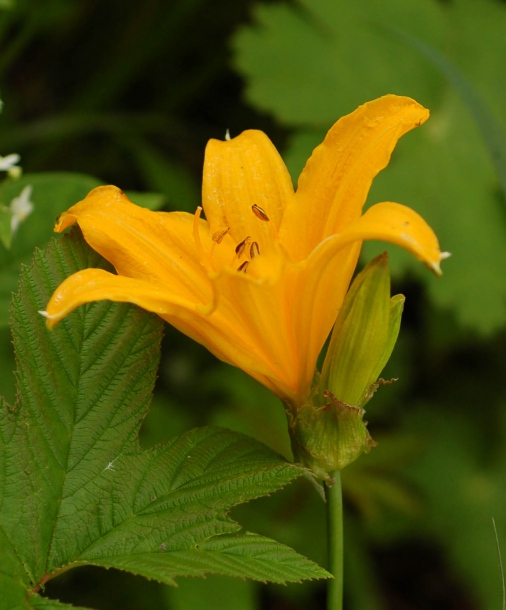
[42,95,444,409]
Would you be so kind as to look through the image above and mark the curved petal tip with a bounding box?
[38,309,59,329]
[429,251,451,278]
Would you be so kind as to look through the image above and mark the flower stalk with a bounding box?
[325,471,344,610]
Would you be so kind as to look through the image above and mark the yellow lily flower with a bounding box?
[42,95,444,410]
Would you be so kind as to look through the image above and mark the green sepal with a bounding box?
[288,386,376,480]
[369,293,405,386]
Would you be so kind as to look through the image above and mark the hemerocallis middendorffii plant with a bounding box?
[42,95,445,412]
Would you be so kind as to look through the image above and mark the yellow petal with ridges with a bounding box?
[42,267,283,394]
[43,256,297,401]
[289,200,442,359]
[280,95,430,261]
[55,186,213,302]
[42,268,211,328]
[323,202,444,276]
[203,130,294,259]
[208,265,298,400]
[208,242,360,405]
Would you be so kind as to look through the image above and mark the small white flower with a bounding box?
[10,185,34,234]
[0,153,20,171]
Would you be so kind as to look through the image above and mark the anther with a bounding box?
[237,261,249,273]
[251,204,269,222]
[250,241,260,258]
[212,227,230,244]
[235,236,251,257]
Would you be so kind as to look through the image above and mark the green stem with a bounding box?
[325,470,344,610]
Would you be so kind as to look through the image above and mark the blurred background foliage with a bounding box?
[1,0,505,609]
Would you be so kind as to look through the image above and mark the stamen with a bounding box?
[235,236,251,258]
[212,226,230,244]
[225,129,231,141]
[237,261,249,273]
[252,204,269,222]
[250,241,260,258]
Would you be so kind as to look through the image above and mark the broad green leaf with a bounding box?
[0,527,30,610]
[234,0,506,333]
[0,327,15,405]
[0,229,328,607]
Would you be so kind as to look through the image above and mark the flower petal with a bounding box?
[207,242,360,405]
[202,130,294,258]
[326,202,444,275]
[55,186,213,303]
[43,261,299,402]
[281,243,362,405]
[42,268,208,328]
[207,263,301,400]
[280,95,430,261]
[275,199,442,400]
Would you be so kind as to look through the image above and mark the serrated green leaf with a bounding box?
[234,0,506,333]
[26,596,91,610]
[58,425,323,585]
[0,526,30,610]
[0,229,328,606]
[0,521,87,610]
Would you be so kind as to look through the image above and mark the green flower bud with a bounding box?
[320,252,403,409]
[288,253,403,478]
